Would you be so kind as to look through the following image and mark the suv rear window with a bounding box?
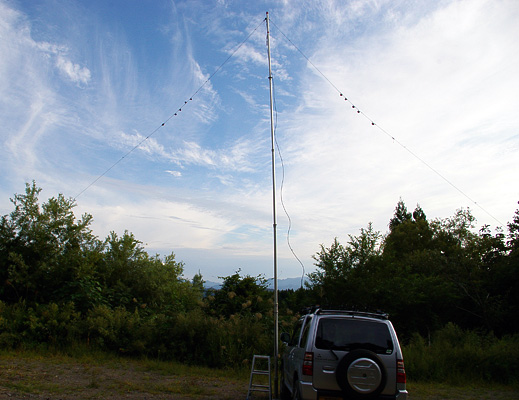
[315,318,394,354]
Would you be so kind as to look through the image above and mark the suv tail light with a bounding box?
[302,352,313,376]
[397,359,406,384]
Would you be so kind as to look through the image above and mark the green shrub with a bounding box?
[0,300,26,348]
[0,300,273,367]
[403,323,519,384]
[480,334,519,383]
[85,305,151,355]
[0,301,81,348]
[29,302,81,345]
[209,313,272,368]
[148,309,272,368]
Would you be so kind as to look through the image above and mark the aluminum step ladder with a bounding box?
[246,355,272,400]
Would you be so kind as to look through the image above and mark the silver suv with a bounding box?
[280,309,408,400]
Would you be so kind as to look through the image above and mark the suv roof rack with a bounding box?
[306,307,388,320]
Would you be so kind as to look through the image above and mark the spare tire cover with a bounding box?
[335,349,387,398]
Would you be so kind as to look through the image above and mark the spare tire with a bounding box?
[335,349,387,399]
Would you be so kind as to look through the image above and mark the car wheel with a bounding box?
[280,365,290,400]
[280,382,290,400]
[335,349,387,399]
[291,378,301,400]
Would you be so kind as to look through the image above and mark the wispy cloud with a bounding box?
[117,131,168,158]
[82,194,241,251]
[166,170,182,177]
[188,57,220,124]
[55,55,91,85]
[234,42,266,66]
[0,5,58,175]
[35,41,91,86]
[169,134,265,174]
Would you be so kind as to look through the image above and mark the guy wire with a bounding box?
[269,18,504,227]
[74,17,266,200]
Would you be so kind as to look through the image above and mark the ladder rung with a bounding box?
[252,370,269,375]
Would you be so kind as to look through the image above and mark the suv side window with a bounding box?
[300,315,313,347]
[290,319,303,346]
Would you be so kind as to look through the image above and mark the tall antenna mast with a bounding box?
[266,11,279,399]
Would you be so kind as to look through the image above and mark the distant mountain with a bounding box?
[266,277,308,290]
[203,281,222,290]
[203,277,308,291]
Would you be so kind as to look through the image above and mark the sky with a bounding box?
[1,0,518,282]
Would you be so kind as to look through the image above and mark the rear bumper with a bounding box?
[300,381,408,400]
[397,390,408,399]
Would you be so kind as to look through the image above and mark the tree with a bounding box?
[507,202,519,257]
[97,231,194,312]
[308,224,383,309]
[0,182,100,305]
[308,237,346,305]
[389,198,412,232]
[384,201,434,259]
[502,204,519,332]
[205,271,270,318]
[0,182,196,314]
[192,271,205,292]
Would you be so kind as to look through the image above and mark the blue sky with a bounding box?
[1,0,518,282]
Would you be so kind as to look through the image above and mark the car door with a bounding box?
[283,317,304,390]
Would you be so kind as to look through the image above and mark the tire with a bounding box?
[279,364,290,400]
[291,378,301,400]
[335,349,387,399]
[280,382,290,400]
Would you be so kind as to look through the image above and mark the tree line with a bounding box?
[1,182,518,383]
[294,199,519,339]
[0,182,276,366]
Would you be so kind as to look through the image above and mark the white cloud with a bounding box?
[166,170,182,177]
[55,55,91,85]
[0,5,60,176]
[81,194,241,252]
[187,54,220,125]
[35,41,67,54]
[118,131,168,158]
[166,135,264,173]
[234,42,266,66]
[35,41,91,86]
[177,141,217,167]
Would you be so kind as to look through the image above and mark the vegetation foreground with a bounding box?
[0,349,518,400]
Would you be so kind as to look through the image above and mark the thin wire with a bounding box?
[74,17,266,200]
[272,75,306,288]
[269,19,504,227]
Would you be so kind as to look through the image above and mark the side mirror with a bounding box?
[280,332,290,344]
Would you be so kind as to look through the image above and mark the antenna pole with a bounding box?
[266,11,279,399]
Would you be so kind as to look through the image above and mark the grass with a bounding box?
[407,381,519,400]
[1,348,518,399]
[0,348,249,399]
